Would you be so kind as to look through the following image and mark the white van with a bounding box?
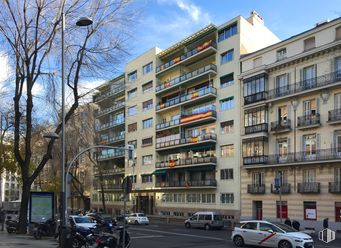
[185,211,224,230]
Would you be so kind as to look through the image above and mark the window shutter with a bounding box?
[316,97,320,114]
[288,138,291,154]
[287,104,292,122]
[316,133,321,152]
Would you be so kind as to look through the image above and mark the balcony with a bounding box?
[156,87,217,112]
[270,183,291,194]
[247,184,265,194]
[297,182,320,193]
[245,123,268,135]
[328,109,341,124]
[155,64,217,94]
[155,179,217,188]
[93,184,123,191]
[95,101,125,118]
[156,133,217,151]
[329,182,341,193]
[93,85,125,102]
[267,71,341,100]
[95,120,125,132]
[97,151,125,161]
[243,155,268,165]
[156,119,180,131]
[156,157,216,169]
[156,40,217,75]
[244,91,267,105]
[297,114,320,129]
[99,134,125,145]
[94,168,125,177]
[270,119,292,133]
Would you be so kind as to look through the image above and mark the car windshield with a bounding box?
[214,215,223,221]
[74,217,93,224]
[138,213,145,217]
[274,223,298,232]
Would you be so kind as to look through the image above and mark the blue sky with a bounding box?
[128,0,341,61]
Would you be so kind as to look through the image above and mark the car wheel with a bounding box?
[134,220,139,225]
[278,240,292,248]
[233,235,244,247]
[185,222,191,229]
[204,224,211,231]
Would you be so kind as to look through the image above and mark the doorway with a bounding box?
[253,201,263,220]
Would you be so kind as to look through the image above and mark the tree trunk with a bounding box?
[18,180,31,233]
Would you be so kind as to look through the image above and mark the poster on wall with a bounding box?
[29,192,54,223]
[305,208,316,220]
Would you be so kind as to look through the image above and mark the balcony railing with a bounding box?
[156,40,217,74]
[270,119,292,132]
[270,183,291,194]
[93,184,123,190]
[328,109,341,123]
[156,87,217,111]
[97,151,125,161]
[297,114,320,128]
[95,101,125,117]
[156,133,217,150]
[93,85,125,102]
[245,123,268,134]
[244,91,267,105]
[99,134,125,145]
[267,71,341,100]
[156,64,217,93]
[94,168,125,176]
[243,155,268,165]
[155,179,217,188]
[297,182,320,193]
[329,182,341,193]
[96,119,125,131]
[247,184,265,194]
[156,119,180,130]
[156,157,216,169]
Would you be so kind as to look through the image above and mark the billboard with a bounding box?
[29,192,54,223]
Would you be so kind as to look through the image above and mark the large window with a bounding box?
[303,134,317,158]
[142,137,153,147]
[142,155,153,165]
[220,120,233,134]
[221,193,234,204]
[127,88,137,99]
[303,169,316,183]
[220,97,234,111]
[302,65,316,87]
[243,74,267,97]
[275,74,289,95]
[277,48,287,61]
[335,130,341,154]
[335,57,341,77]
[128,123,137,133]
[218,23,237,42]
[243,138,266,157]
[142,175,153,183]
[128,70,137,81]
[143,99,153,111]
[221,145,234,157]
[221,169,233,180]
[128,105,137,116]
[244,108,267,127]
[220,73,234,88]
[201,194,215,204]
[142,118,153,129]
[303,99,317,116]
[252,172,264,185]
[142,81,153,93]
[277,139,289,161]
[221,49,234,64]
[143,62,153,74]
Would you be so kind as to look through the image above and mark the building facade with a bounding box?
[240,18,341,230]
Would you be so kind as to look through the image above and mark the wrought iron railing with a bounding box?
[297,182,320,193]
[297,113,320,128]
[329,182,341,193]
[328,109,341,122]
[247,184,265,194]
[270,119,292,132]
[156,157,217,168]
[244,91,267,105]
[270,183,291,194]
[245,123,268,134]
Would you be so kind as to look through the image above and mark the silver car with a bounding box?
[185,211,224,230]
[231,220,314,248]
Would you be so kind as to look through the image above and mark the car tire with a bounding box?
[134,220,139,225]
[204,224,211,231]
[185,222,191,229]
[278,240,292,248]
[233,235,244,247]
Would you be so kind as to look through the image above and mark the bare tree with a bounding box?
[0,0,136,233]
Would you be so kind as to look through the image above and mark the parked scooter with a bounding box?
[95,225,130,248]
[33,218,57,239]
[5,216,18,233]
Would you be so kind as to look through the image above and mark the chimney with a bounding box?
[247,10,264,25]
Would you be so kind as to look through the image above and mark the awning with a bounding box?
[153,169,168,175]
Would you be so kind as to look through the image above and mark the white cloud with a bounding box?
[0,53,10,82]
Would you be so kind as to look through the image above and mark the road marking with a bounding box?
[131,235,165,239]
[130,227,226,241]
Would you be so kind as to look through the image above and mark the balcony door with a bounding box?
[277,139,288,162]
[303,99,316,117]
[335,168,341,183]
[252,172,264,186]
[278,106,288,124]
[303,134,316,160]
[335,57,341,78]
[335,93,341,111]
[303,169,316,183]
[275,74,289,96]
[302,65,316,88]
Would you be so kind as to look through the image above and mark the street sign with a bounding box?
[122,176,132,194]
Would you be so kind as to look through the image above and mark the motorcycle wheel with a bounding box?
[33,231,42,240]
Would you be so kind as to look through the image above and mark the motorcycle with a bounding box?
[95,225,130,248]
[33,218,57,239]
[5,216,18,233]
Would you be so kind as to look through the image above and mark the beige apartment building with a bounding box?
[240,18,341,230]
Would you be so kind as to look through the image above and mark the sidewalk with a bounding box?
[0,230,57,248]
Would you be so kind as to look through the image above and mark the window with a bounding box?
[303,99,317,116]
[303,169,316,183]
[243,73,267,97]
[221,145,234,157]
[220,73,234,88]
[302,65,316,87]
[142,81,153,93]
[128,123,137,133]
[253,57,262,68]
[335,168,341,182]
[129,175,136,183]
[335,130,341,153]
[244,108,267,127]
[277,48,287,61]
[128,70,137,81]
[143,62,153,74]
[142,118,153,129]
[304,37,315,51]
[277,139,289,161]
[221,49,234,64]
[335,57,341,77]
[304,201,317,220]
[201,194,215,204]
[128,105,137,116]
[127,88,137,99]
[220,97,234,111]
[218,23,237,42]
[221,193,234,204]
[243,139,266,158]
[187,194,201,203]
[220,120,233,134]
[141,175,153,183]
[142,137,153,147]
[142,155,153,165]
[241,222,257,230]
[336,26,341,40]
[252,172,264,185]
[275,74,289,96]
[303,134,317,158]
[221,169,234,180]
[143,99,153,111]
[259,222,283,232]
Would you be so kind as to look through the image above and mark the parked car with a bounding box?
[126,213,149,225]
[231,220,314,248]
[69,215,97,229]
[185,211,224,230]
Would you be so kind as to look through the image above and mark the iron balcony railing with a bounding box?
[155,179,217,188]
[244,91,267,105]
[156,133,217,149]
[328,109,341,122]
[94,168,125,176]
[93,184,123,190]
[247,184,265,194]
[156,40,217,74]
[243,155,268,165]
[270,183,291,194]
[270,119,292,132]
[156,157,217,169]
[93,85,125,102]
[297,114,320,128]
[99,134,125,145]
[156,64,217,93]
[297,182,320,193]
[156,87,217,111]
[245,123,268,134]
[268,71,341,99]
[95,119,125,131]
[97,150,125,161]
[329,182,341,193]
[95,101,125,117]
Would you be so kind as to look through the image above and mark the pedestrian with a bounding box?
[323,218,329,229]
[292,220,300,231]
[284,218,292,227]
[0,208,6,231]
